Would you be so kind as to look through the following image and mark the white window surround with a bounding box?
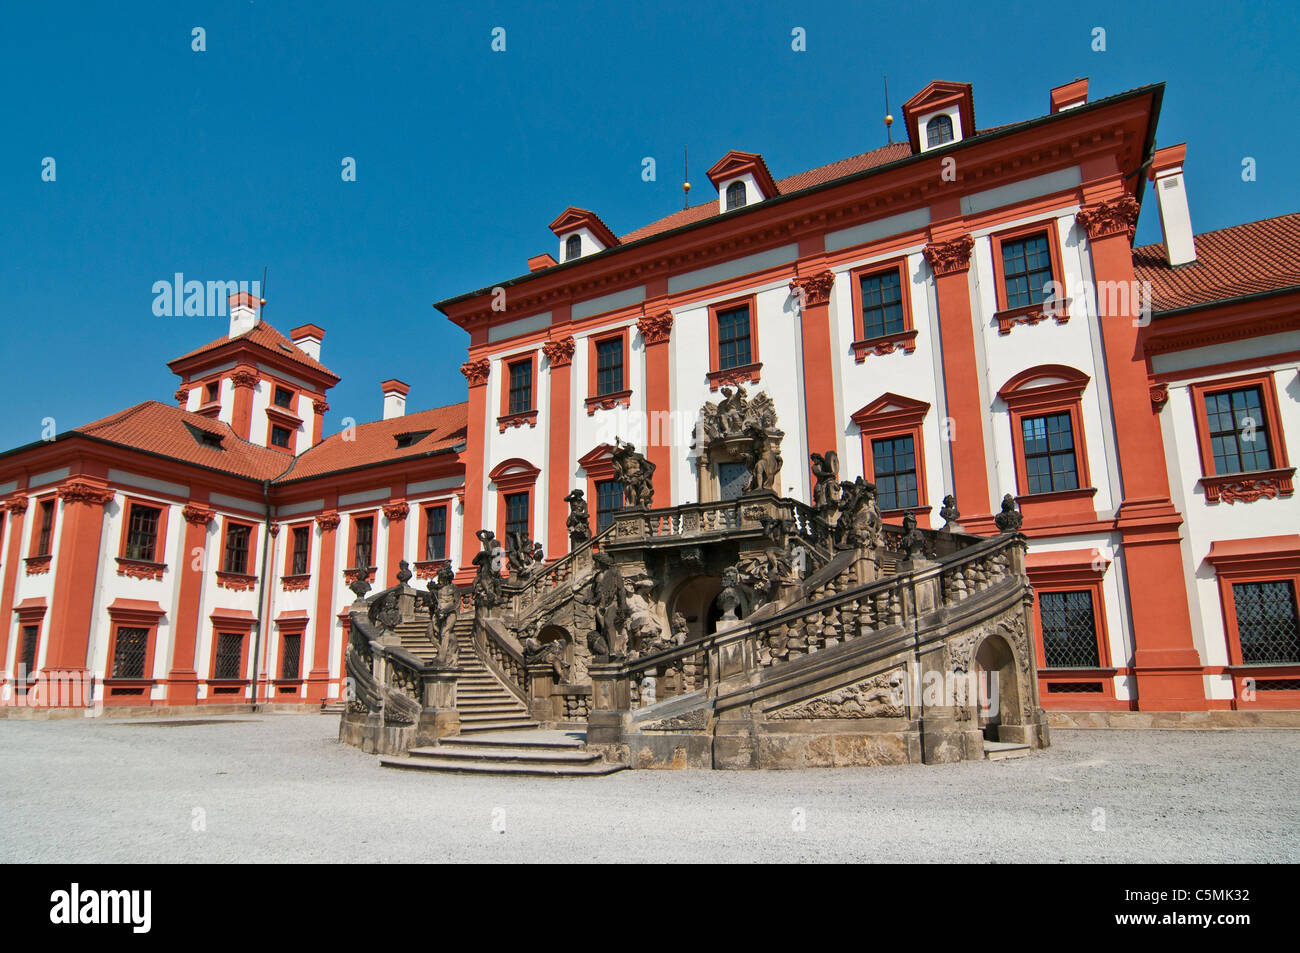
[918,105,963,152]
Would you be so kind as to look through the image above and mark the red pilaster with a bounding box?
[1078,192,1204,709]
[42,477,113,678]
[542,335,575,555]
[924,231,993,514]
[307,506,340,703]
[382,497,409,586]
[0,491,29,688]
[230,364,258,441]
[790,269,839,476]
[637,311,674,506]
[458,358,491,580]
[168,502,214,704]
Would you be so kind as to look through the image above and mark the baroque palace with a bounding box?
[2,76,1298,750]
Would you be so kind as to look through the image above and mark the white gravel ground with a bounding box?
[2,714,1297,863]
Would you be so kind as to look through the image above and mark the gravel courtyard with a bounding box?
[3,714,1297,863]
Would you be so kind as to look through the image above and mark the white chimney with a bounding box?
[382,379,409,420]
[227,291,261,337]
[291,323,325,362]
[1149,144,1196,267]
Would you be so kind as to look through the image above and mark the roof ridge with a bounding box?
[1135,210,1300,253]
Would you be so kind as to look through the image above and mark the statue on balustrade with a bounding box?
[939,494,961,533]
[564,488,591,547]
[582,550,629,656]
[424,563,460,667]
[522,621,570,683]
[505,531,544,583]
[810,451,842,513]
[739,424,783,493]
[834,477,882,551]
[612,437,656,509]
[624,576,665,656]
[994,494,1023,532]
[471,529,503,615]
[900,511,928,560]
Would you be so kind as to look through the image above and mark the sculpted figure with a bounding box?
[624,577,664,656]
[994,493,1023,533]
[810,451,842,510]
[471,529,502,614]
[612,437,656,509]
[671,611,689,645]
[425,564,460,666]
[939,494,961,532]
[718,385,748,435]
[835,477,882,551]
[718,566,743,622]
[586,551,629,656]
[742,424,782,492]
[564,488,592,547]
[901,510,926,559]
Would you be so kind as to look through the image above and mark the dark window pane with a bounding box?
[214,633,244,679]
[566,235,581,261]
[926,114,954,147]
[718,462,748,501]
[112,626,148,679]
[716,305,752,370]
[425,506,447,561]
[223,524,250,574]
[872,435,918,510]
[726,181,746,210]
[20,625,39,682]
[1002,234,1054,309]
[596,480,623,532]
[596,337,624,395]
[354,516,374,570]
[291,527,310,575]
[1021,413,1078,494]
[1039,590,1100,668]
[37,501,55,555]
[508,361,533,414]
[270,425,292,448]
[859,269,905,339]
[1233,581,1300,664]
[505,492,529,540]
[273,387,293,409]
[280,633,302,680]
[125,505,160,561]
[1203,387,1272,475]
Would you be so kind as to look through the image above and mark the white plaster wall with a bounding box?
[715,172,763,214]
[484,347,549,544]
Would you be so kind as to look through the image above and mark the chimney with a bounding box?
[290,323,326,362]
[1050,78,1088,113]
[228,291,261,337]
[381,379,409,420]
[1149,144,1196,267]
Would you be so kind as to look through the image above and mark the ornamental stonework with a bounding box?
[316,510,341,531]
[57,480,114,507]
[382,501,410,522]
[1075,195,1141,241]
[923,234,975,276]
[312,398,329,414]
[182,503,214,525]
[460,358,491,387]
[215,571,257,592]
[281,575,311,592]
[230,367,259,389]
[5,495,29,515]
[790,270,836,307]
[174,387,189,405]
[636,311,673,345]
[541,336,575,367]
[116,558,166,581]
[1149,383,1170,411]
[768,669,906,719]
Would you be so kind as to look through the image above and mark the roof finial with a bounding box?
[682,145,692,210]
[883,75,894,145]
[260,266,268,310]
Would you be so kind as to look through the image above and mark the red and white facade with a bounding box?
[2,76,1297,715]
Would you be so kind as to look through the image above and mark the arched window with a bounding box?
[565,234,581,260]
[926,114,954,148]
[725,181,746,211]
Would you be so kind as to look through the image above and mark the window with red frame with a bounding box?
[353,515,375,570]
[1038,591,1101,668]
[124,503,161,561]
[223,523,251,574]
[111,626,149,679]
[508,360,533,413]
[424,506,447,561]
[595,337,625,395]
[19,625,40,684]
[280,632,303,680]
[1203,386,1274,474]
[290,526,310,575]
[1231,580,1299,664]
[858,269,906,340]
[716,304,752,370]
[1021,412,1079,494]
[213,632,245,679]
[35,500,55,556]
[504,492,529,540]
[1001,233,1055,309]
[270,425,292,449]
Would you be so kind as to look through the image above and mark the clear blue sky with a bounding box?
[2,0,1297,453]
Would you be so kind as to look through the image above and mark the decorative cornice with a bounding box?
[460,358,491,387]
[57,479,114,507]
[215,571,257,592]
[995,299,1071,335]
[852,329,919,362]
[922,235,975,276]
[280,574,311,592]
[706,361,762,392]
[382,501,410,522]
[790,270,836,308]
[116,557,166,581]
[497,409,539,433]
[182,503,214,526]
[24,555,52,575]
[541,336,576,367]
[343,566,376,585]
[1201,468,1295,505]
[5,495,29,515]
[636,311,674,345]
[413,558,451,580]
[585,390,632,415]
[1149,383,1170,412]
[316,510,341,531]
[230,367,259,390]
[312,398,330,414]
[1075,195,1141,241]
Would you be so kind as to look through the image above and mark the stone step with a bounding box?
[405,745,603,765]
[983,740,1031,761]
[441,733,584,751]
[457,718,541,733]
[460,710,531,723]
[379,755,626,777]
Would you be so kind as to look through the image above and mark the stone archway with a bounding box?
[975,634,1022,743]
[667,575,723,641]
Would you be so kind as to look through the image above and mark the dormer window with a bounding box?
[725,181,746,211]
[204,382,219,404]
[926,114,954,148]
[273,386,294,409]
[565,234,581,261]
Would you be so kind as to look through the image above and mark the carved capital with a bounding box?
[383,501,410,522]
[174,386,189,406]
[541,336,575,367]
[57,479,114,507]
[230,366,259,390]
[460,358,491,387]
[316,510,341,531]
[312,398,329,414]
[182,503,214,526]
[1076,196,1141,241]
[269,522,281,538]
[790,270,836,308]
[923,235,975,276]
[1149,383,1170,412]
[5,495,29,515]
[636,311,674,345]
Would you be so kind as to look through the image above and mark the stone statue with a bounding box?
[740,424,782,493]
[505,532,544,583]
[367,590,401,632]
[718,566,743,622]
[522,623,569,682]
[586,551,629,656]
[835,477,882,551]
[810,451,842,511]
[671,612,689,645]
[994,494,1023,532]
[395,560,413,587]
[425,564,460,666]
[939,494,961,533]
[718,385,748,434]
[612,437,656,509]
[348,575,373,602]
[471,529,502,614]
[624,577,664,656]
[564,488,591,547]
[900,511,927,560]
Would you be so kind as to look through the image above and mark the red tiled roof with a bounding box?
[620,142,912,244]
[1134,212,1300,312]
[168,321,339,382]
[276,403,467,483]
[75,402,291,481]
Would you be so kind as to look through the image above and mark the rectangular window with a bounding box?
[1233,580,1300,664]
[273,386,294,409]
[872,436,919,511]
[718,462,749,501]
[504,492,529,539]
[124,504,161,561]
[859,269,905,339]
[111,626,149,679]
[290,526,310,575]
[716,305,752,370]
[1204,387,1273,475]
[596,479,623,532]
[1021,412,1079,494]
[595,337,624,396]
[424,506,447,561]
[1039,590,1101,668]
[213,633,244,679]
[36,500,55,556]
[270,425,292,449]
[20,625,39,683]
[508,360,532,414]
[1001,233,1054,309]
[204,381,219,403]
[223,523,251,574]
[280,633,302,680]
[353,516,374,570]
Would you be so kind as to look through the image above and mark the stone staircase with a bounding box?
[379,730,627,777]
[982,740,1031,761]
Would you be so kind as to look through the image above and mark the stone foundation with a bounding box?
[1048,709,1300,729]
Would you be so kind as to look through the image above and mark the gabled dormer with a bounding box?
[706,150,778,214]
[902,80,976,154]
[549,207,620,262]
